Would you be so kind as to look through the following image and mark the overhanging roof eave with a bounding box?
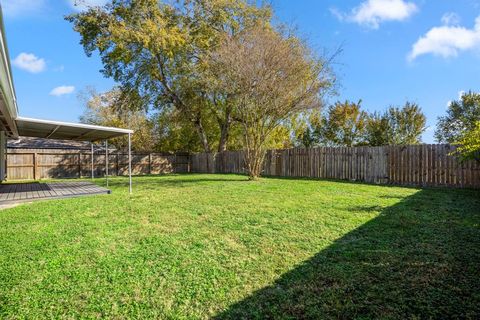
[15,116,133,142]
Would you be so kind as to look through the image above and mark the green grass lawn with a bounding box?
[0,174,479,319]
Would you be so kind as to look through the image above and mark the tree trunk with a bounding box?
[218,121,230,153]
[193,114,211,154]
[246,148,266,180]
[244,137,266,180]
[217,107,231,153]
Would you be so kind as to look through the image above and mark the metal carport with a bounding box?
[15,117,134,193]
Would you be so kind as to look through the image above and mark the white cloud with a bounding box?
[2,0,45,17]
[12,53,46,73]
[441,12,461,26]
[330,7,346,22]
[68,0,108,11]
[408,16,480,61]
[50,86,75,97]
[332,0,418,29]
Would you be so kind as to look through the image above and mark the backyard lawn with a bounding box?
[0,174,479,319]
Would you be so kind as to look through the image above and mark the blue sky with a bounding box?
[3,0,480,143]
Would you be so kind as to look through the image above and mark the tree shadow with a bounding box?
[214,188,480,319]
[46,153,84,179]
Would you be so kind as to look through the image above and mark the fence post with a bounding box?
[149,153,152,174]
[78,152,82,178]
[116,153,119,176]
[33,153,37,180]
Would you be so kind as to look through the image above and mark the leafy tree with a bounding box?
[79,87,156,151]
[454,121,480,163]
[435,91,480,143]
[67,0,271,153]
[299,127,317,148]
[295,111,322,148]
[386,102,426,145]
[151,109,210,153]
[267,115,313,149]
[318,100,368,147]
[365,102,426,146]
[207,25,335,179]
[79,87,239,153]
[364,111,390,146]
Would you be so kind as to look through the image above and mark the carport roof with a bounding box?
[15,116,133,142]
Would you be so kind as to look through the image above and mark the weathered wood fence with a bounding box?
[7,145,480,188]
[7,148,189,180]
[190,145,480,189]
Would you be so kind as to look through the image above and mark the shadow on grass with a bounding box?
[215,188,480,319]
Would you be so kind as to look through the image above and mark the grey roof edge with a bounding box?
[15,116,134,134]
[0,5,18,137]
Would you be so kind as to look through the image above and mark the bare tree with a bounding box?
[79,87,156,152]
[208,26,336,179]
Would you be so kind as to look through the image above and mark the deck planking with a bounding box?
[0,182,111,205]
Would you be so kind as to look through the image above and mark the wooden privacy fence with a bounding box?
[7,148,190,180]
[7,145,480,188]
[190,145,480,189]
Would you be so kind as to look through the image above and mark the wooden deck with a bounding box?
[0,182,111,205]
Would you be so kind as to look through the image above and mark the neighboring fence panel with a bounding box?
[190,145,480,188]
[7,145,480,188]
[6,148,190,180]
[7,153,35,180]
